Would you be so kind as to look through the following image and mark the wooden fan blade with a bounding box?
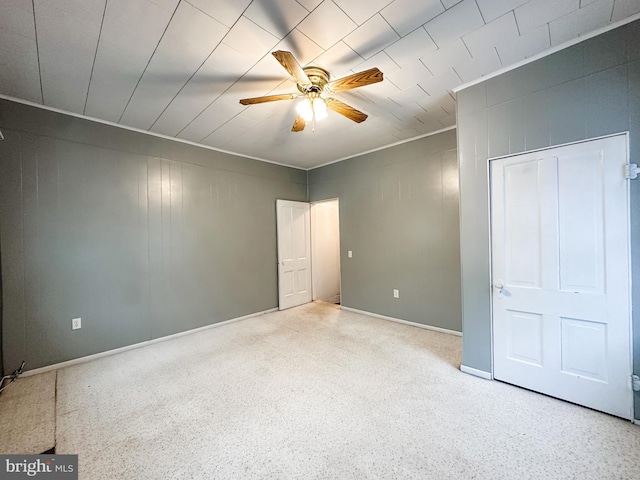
[326,67,383,93]
[239,93,297,105]
[272,51,310,86]
[325,98,368,123]
[292,115,306,132]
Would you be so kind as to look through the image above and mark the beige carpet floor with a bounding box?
[2,302,640,479]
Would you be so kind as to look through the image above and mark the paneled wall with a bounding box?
[308,130,461,332]
[0,99,307,372]
[456,21,640,418]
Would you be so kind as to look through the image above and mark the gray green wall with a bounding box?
[0,99,307,372]
[308,130,461,332]
[456,21,640,417]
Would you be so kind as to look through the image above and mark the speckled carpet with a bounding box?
[2,302,639,479]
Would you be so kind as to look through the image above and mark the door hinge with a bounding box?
[625,163,639,179]
[632,375,640,392]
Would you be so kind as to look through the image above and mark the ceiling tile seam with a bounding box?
[83,0,108,116]
[294,0,310,12]
[607,1,615,22]
[512,9,522,36]
[31,0,44,104]
[148,3,263,131]
[116,0,182,124]
[332,0,394,27]
[493,46,505,66]
[176,4,331,141]
[474,0,487,24]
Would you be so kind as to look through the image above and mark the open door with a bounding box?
[276,200,312,310]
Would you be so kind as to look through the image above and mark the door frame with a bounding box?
[487,132,634,417]
[310,198,342,304]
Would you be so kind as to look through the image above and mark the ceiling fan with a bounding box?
[239,51,383,132]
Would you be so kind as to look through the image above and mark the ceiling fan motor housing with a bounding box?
[298,67,330,94]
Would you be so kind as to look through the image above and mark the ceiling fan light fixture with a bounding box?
[296,98,313,122]
[313,97,328,120]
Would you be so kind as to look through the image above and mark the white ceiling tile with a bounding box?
[34,0,105,112]
[311,41,363,77]
[297,1,358,50]
[441,0,463,8]
[0,29,41,103]
[386,60,433,90]
[150,64,235,136]
[380,0,444,37]
[416,91,456,117]
[244,0,309,38]
[273,29,324,65]
[206,43,258,75]
[462,12,519,58]
[344,14,399,59]
[475,0,529,22]
[177,97,245,142]
[389,84,429,106]
[496,24,550,65]
[85,0,175,121]
[223,16,279,57]
[417,68,462,95]
[420,39,471,76]
[120,2,229,128]
[296,0,324,11]
[453,47,502,82]
[163,1,228,51]
[384,27,437,66]
[550,0,615,45]
[201,121,248,147]
[0,0,35,39]
[332,0,394,25]
[424,0,485,47]
[119,71,193,129]
[148,0,180,12]
[612,0,640,21]
[352,51,400,77]
[515,0,579,34]
[244,53,296,87]
[186,0,251,28]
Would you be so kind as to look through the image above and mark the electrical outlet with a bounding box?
[393,289,399,298]
[72,317,81,330]
[348,250,353,258]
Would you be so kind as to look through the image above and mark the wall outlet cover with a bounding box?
[72,318,82,330]
[393,289,399,298]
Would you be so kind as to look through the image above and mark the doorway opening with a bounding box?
[311,199,341,305]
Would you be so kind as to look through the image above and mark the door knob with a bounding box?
[494,280,504,293]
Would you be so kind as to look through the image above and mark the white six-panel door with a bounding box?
[490,135,632,419]
[277,199,312,310]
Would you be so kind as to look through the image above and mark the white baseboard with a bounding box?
[21,308,278,377]
[340,306,462,337]
[460,364,493,380]
[633,418,640,426]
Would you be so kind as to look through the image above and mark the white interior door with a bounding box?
[277,199,312,310]
[490,135,633,419]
